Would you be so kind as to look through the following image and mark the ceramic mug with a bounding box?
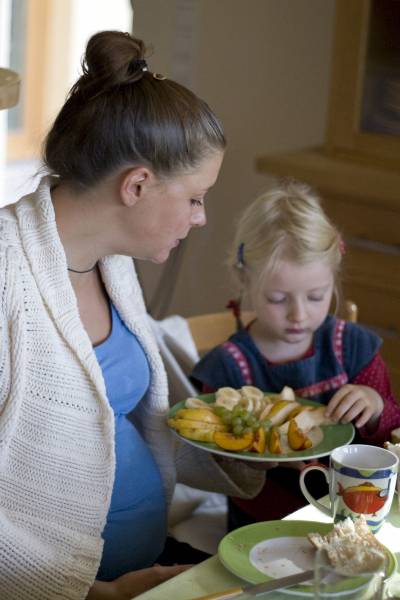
[299,444,398,532]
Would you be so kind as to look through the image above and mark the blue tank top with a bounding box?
[94,303,167,581]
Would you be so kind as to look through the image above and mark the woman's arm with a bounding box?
[87,565,190,599]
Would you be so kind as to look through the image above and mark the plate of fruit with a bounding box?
[166,386,354,462]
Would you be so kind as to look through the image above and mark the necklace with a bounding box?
[67,262,98,274]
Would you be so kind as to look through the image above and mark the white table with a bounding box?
[135,497,400,599]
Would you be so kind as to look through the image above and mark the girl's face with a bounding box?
[250,259,334,347]
[128,151,223,263]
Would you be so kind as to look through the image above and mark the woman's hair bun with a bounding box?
[80,30,147,94]
[44,29,225,188]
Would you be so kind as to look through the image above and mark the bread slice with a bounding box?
[308,516,387,574]
[384,440,400,455]
[386,428,400,443]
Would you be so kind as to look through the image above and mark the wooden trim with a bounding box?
[325,0,400,167]
[7,0,48,159]
[255,148,400,210]
[351,132,400,166]
[326,0,371,151]
[6,0,72,160]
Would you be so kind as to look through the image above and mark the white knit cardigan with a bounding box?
[0,178,263,600]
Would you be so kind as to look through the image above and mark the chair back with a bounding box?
[345,300,358,323]
[187,311,254,355]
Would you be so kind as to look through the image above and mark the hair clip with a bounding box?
[152,72,166,80]
[130,58,148,73]
[236,242,245,269]
[339,237,346,256]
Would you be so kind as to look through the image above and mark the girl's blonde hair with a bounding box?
[228,180,343,289]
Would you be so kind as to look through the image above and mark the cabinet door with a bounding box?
[326,0,400,168]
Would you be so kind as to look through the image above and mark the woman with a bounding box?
[0,31,264,599]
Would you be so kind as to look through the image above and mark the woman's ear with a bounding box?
[120,167,152,207]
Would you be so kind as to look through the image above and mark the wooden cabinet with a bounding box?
[256,0,400,394]
[326,0,400,168]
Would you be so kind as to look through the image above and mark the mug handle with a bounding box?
[299,463,331,517]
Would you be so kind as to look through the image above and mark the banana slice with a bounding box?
[215,387,241,410]
[280,386,296,401]
[175,408,222,424]
[259,401,274,421]
[252,396,262,415]
[240,396,254,413]
[168,418,226,432]
[185,397,212,409]
[240,386,264,402]
[240,386,265,415]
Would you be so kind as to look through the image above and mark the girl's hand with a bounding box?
[87,564,191,599]
[325,384,384,429]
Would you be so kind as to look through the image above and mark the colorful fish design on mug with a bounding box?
[337,481,389,515]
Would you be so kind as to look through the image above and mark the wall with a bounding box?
[132,0,336,318]
[68,0,133,85]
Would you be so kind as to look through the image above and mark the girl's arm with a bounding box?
[353,353,400,445]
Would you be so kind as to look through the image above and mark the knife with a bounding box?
[190,569,314,599]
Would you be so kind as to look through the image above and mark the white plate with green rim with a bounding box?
[218,520,397,597]
[167,393,355,462]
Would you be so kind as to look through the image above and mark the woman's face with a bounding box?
[129,151,224,263]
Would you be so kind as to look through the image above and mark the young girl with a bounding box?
[191,180,400,529]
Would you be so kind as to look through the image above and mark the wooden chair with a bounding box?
[187,301,358,355]
[187,310,254,355]
[344,300,358,323]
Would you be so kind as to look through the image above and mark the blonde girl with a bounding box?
[192,180,400,527]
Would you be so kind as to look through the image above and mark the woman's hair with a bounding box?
[43,31,226,189]
[228,179,343,289]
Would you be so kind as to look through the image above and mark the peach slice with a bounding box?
[251,426,266,454]
[287,418,313,451]
[268,426,282,454]
[213,431,254,452]
[287,418,307,450]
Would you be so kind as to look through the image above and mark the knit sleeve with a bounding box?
[354,353,400,446]
[191,345,246,390]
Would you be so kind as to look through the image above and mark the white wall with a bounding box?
[68,0,132,86]
[132,0,336,318]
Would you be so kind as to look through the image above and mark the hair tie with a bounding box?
[339,237,346,256]
[130,58,148,73]
[236,242,245,269]
[129,59,166,80]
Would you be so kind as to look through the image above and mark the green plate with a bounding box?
[167,393,355,462]
[218,520,397,597]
